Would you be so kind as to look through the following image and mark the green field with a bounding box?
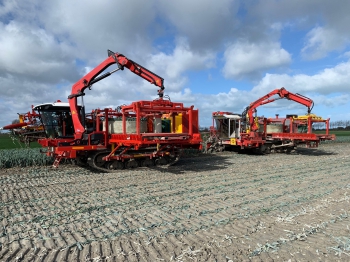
[313,130,350,136]
[0,134,41,150]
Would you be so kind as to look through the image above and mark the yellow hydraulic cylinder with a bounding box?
[175,114,183,133]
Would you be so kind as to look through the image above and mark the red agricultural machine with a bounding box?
[206,87,335,153]
[34,50,202,170]
[1,106,45,146]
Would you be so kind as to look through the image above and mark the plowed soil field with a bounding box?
[1,143,350,262]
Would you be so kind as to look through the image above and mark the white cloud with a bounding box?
[157,0,239,50]
[222,41,292,79]
[67,38,217,113]
[312,94,350,108]
[169,60,350,126]
[0,0,19,17]
[302,26,348,60]
[252,60,350,95]
[150,38,216,80]
[39,0,157,61]
[0,21,79,83]
[247,0,350,58]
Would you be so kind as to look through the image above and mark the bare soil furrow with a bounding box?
[0,143,350,261]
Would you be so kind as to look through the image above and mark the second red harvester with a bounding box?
[206,87,335,153]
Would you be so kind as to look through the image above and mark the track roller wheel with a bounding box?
[95,153,107,167]
[126,159,139,169]
[155,157,168,166]
[141,158,154,167]
[206,148,214,154]
[285,147,296,154]
[88,151,111,171]
[253,145,267,155]
[167,155,180,166]
[217,145,225,152]
[107,161,125,170]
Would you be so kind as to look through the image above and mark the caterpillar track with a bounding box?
[205,139,298,155]
[85,150,181,173]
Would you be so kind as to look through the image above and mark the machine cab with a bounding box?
[212,112,242,139]
[33,101,82,139]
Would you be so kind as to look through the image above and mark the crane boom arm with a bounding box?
[68,50,165,140]
[243,87,314,132]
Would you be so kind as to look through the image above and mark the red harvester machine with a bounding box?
[34,50,202,170]
[1,106,45,145]
[206,87,335,153]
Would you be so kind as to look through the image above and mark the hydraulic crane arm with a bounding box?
[243,87,314,132]
[68,50,165,140]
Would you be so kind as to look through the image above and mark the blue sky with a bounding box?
[0,0,350,129]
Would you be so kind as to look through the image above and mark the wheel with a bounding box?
[167,155,179,166]
[155,157,168,166]
[90,151,110,169]
[257,145,268,154]
[95,154,106,167]
[285,147,295,154]
[217,145,225,152]
[107,161,124,170]
[126,159,139,169]
[141,158,154,167]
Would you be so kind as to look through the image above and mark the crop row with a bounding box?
[323,136,350,143]
[0,148,53,168]
[0,136,348,168]
[1,151,349,249]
